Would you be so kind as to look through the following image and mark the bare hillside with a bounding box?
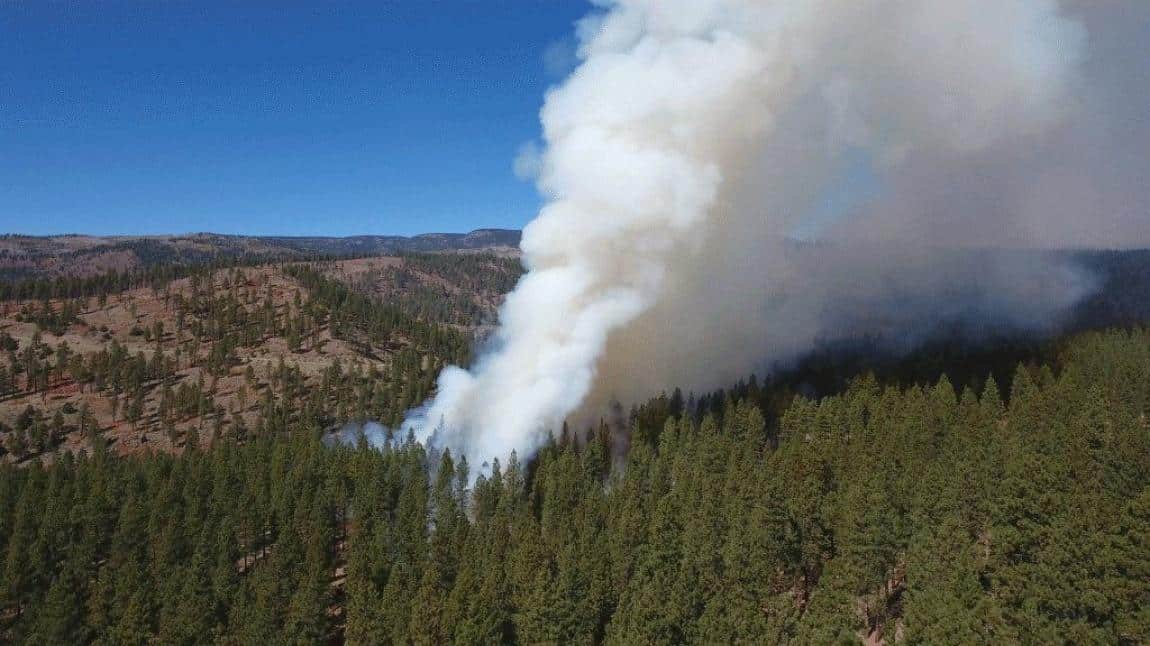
[0,253,522,464]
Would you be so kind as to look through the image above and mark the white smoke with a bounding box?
[404,0,1149,467]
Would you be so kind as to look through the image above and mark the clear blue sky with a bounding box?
[0,1,589,237]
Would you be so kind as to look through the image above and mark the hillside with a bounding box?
[0,253,523,465]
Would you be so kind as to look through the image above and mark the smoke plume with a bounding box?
[404,0,1150,467]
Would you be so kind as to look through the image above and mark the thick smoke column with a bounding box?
[405,0,1149,467]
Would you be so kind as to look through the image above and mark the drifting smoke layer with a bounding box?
[405,0,1150,467]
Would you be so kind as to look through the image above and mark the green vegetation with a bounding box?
[0,327,1146,643]
[10,300,82,336]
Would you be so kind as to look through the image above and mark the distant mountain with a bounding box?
[254,228,522,255]
[0,229,522,280]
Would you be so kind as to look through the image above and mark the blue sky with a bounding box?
[0,1,589,236]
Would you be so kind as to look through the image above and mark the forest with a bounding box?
[0,250,1147,643]
[0,322,1147,643]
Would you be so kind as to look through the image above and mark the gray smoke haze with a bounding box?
[402,0,1150,468]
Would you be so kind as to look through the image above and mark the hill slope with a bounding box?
[0,253,523,463]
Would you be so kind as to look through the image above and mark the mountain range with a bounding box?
[0,229,522,280]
